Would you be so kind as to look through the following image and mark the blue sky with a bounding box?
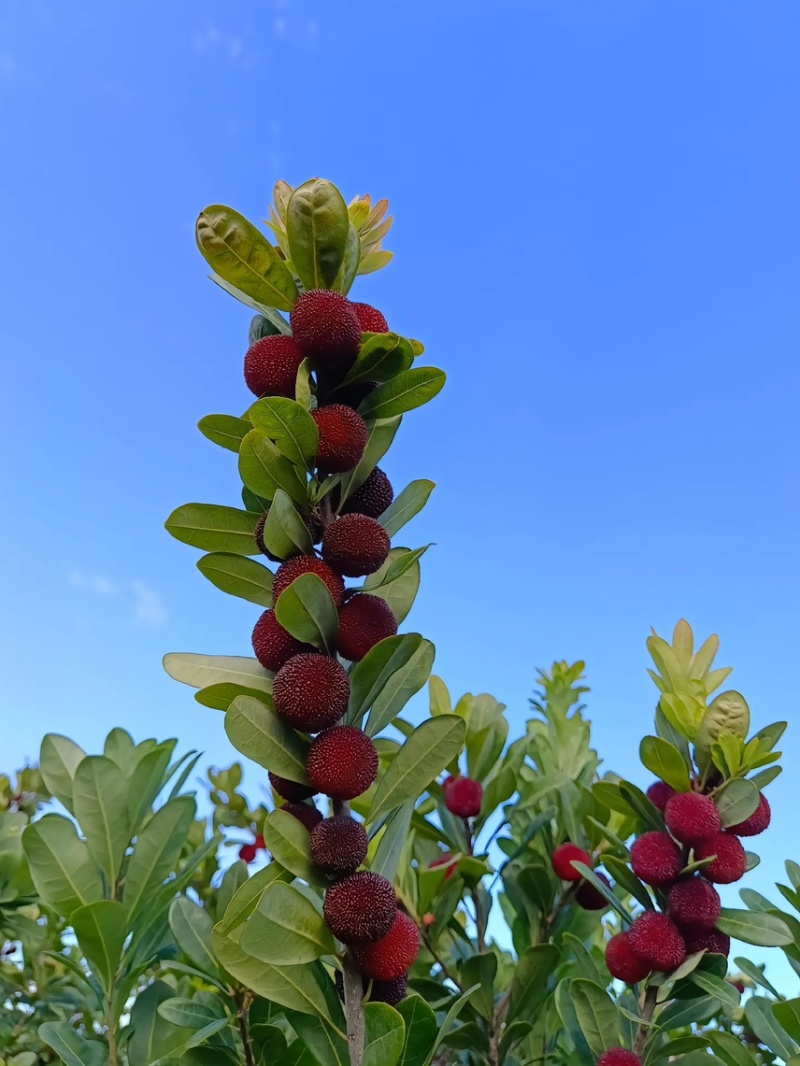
[1,0,798,975]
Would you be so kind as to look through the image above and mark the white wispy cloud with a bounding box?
[131,581,168,629]
[68,571,168,628]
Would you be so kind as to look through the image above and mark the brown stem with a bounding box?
[236,990,256,1066]
[633,985,657,1057]
[488,990,511,1066]
[343,952,366,1066]
[421,929,464,992]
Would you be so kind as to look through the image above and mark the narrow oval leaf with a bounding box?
[210,271,292,329]
[239,428,309,505]
[73,755,130,887]
[22,814,103,918]
[359,368,446,420]
[365,639,436,737]
[275,572,339,653]
[127,979,194,1065]
[340,333,414,387]
[397,995,437,1066]
[745,996,798,1060]
[197,552,274,607]
[717,907,793,946]
[639,736,691,792]
[163,653,273,696]
[338,417,401,501]
[715,778,760,828]
[71,900,127,998]
[38,1022,109,1066]
[225,695,310,781]
[348,634,424,724]
[371,801,414,884]
[260,489,314,560]
[261,809,322,885]
[363,1003,405,1066]
[332,221,362,294]
[362,548,421,624]
[157,997,222,1029]
[248,397,319,468]
[39,734,87,815]
[122,796,196,920]
[198,414,251,452]
[508,945,560,1024]
[287,178,350,290]
[195,683,270,712]
[773,1000,800,1045]
[127,743,174,833]
[240,881,334,965]
[166,503,259,555]
[379,480,435,538]
[570,979,621,1058]
[169,896,219,978]
[370,716,466,820]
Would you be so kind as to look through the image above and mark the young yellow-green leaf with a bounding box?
[659,692,705,742]
[714,778,760,828]
[363,1003,405,1066]
[370,715,465,821]
[359,368,446,421]
[166,503,260,555]
[196,552,274,607]
[239,428,309,506]
[23,814,104,918]
[331,221,361,294]
[224,695,310,782]
[261,809,323,885]
[362,548,422,625]
[340,333,414,388]
[695,692,751,770]
[365,639,435,737]
[338,416,402,502]
[163,652,273,696]
[197,205,299,311]
[717,908,793,946]
[197,414,251,453]
[379,481,435,538]
[122,796,196,921]
[71,900,127,998]
[259,490,314,560]
[240,881,335,965]
[39,734,87,815]
[639,736,691,792]
[275,572,339,653]
[286,179,350,290]
[247,397,319,468]
[73,756,130,887]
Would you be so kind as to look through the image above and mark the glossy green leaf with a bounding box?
[195,683,270,711]
[507,944,559,1024]
[165,503,260,555]
[704,1031,758,1066]
[72,756,129,887]
[71,899,126,997]
[127,979,193,1065]
[570,979,620,1058]
[38,1022,108,1066]
[261,808,322,884]
[39,733,86,815]
[378,480,435,538]
[127,743,174,832]
[773,1000,800,1044]
[169,896,219,977]
[164,653,273,696]
[340,332,414,387]
[286,178,350,290]
[687,969,741,1008]
[348,634,424,724]
[248,397,319,468]
[225,695,310,781]
[260,490,314,560]
[250,312,286,341]
[426,984,481,1064]
[359,368,446,420]
[365,639,435,737]
[285,1009,349,1066]
[717,907,793,946]
[241,881,334,965]
[397,995,437,1066]
[22,814,103,918]
[639,736,691,792]
[371,801,414,884]
[198,413,251,453]
[157,997,223,1029]
[239,428,308,505]
[363,1003,405,1066]
[649,1037,710,1063]
[338,416,401,501]
[275,572,339,653]
[197,552,274,607]
[714,777,760,828]
[369,715,465,820]
[196,205,298,311]
[332,222,362,294]
[746,996,798,1060]
[459,953,498,1021]
[122,795,196,920]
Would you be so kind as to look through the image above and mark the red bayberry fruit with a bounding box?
[665,792,721,846]
[682,927,731,957]
[552,843,592,882]
[310,816,369,878]
[629,912,686,972]
[322,514,391,577]
[444,776,483,819]
[598,1051,642,1066]
[312,404,369,474]
[337,594,398,661]
[576,872,612,911]
[646,781,676,812]
[369,975,408,1005]
[605,932,651,984]
[667,878,721,930]
[353,911,420,981]
[244,335,305,398]
[341,467,395,519]
[430,854,458,880]
[280,802,323,832]
[252,610,313,672]
[238,843,258,863]
[351,301,389,333]
[307,726,379,800]
[729,793,771,837]
[268,771,316,803]
[291,290,361,369]
[273,653,350,733]
[630,832,684,887]
[273,556,345,606]
[695,833,748,884]
[323,871,397,944]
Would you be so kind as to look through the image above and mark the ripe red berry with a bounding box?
[238,843,258,863]
[665,792,721,846]
[350,301,389,333]
[322,514,391,577]
[273,556,345,606]
[310,816,368,878]
[729,793,771,837]
[307,726,379,800]
[337,594,398,662]
[252,610,313,672]
[646,781,676,812]
[630,832,684,887]
[323,871,397,944]
[629,912,686,972]
[552,843,592,882]
[695,833,748,884]
[444,776,483,819]
[244,335,304,398]
[682,927,731,957]
[291,290,361,369]
[605,932,651,984]
[368,975,408,1005]
[280,802,323,832]
[353,911,420,981]
[341,467,395,519]
[576,872,612,911]
[668,878,721,930]
[268,771,316,803]
[312,404,369,474]
[254,834,266,850]
[273,653,350,733]
[598,1050,642,1066]
[430,854,457,880]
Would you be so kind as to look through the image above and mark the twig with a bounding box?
[633,985,658,1057]
[421,928,464,992]
[235,990,256,1066]
[343,952,366,1066]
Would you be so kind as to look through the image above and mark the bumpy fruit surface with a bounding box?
[337,594,398,661]
[268,771,316,803]
[369,975,408,1005]
[244,335,304,398]
[291,290,361,368]
[281,802,323,832]
[273,653,350,733]
[444,776,483,819]
[665,792,721,846]
[322,514,391,577]
[342,466,394,518]
[312,404,368,474]
[552,843,591,882]
[647,780,676,812]
[682,926,731,957]
[605,932,650,984]
[576,872,612,911]
[273,556,345,606]
[695,833,747,884]
[598,1051,641,1066]
[351,301,389,333]
[668,878,721,929]
[323,872,397,944]
[307,726,379,800]
[630,831,683,887]
[729,793,771,837]
[353,911,420,981]
[629,912,686,972]
[252,610,313,672]
[238,843,257,863]
[310,815,368,877]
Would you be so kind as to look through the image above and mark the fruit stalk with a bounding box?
[633,985,657,1058]
[342,951,366,1066]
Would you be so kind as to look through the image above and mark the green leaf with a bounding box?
[275,572,339,653]
[659,692,705,741]
[332,222,362,295]
[39,733,86,815]
[379,480,435,538]
[687,969,741,1008]
[734,956,782,998]
[362,549,421,625]
[752,720,788,752]
[745,996,798,1060]
[426,985,481,1064]
[164,653,273,696]
[507,944,560,1024]
[196,205,298,312]
[22,814,103,918]
[396,995,437,1066]
[369,716,466,820]
[573,863,631,925]
[103,727,137,771]
[70,899,126,998]
[248,398,319,468]
[197,552,274,607]
[363,1003,405,1066]
[371,801,414,884]
[359,368,446,420]
[169,896,219,978]
[365,639,435,737]
[570,979,620,1058]
[459,953,498,1020]
[157,997,224,1029]
[225,695,310,781]
[751,765,782,790]
[338,417,401,501]
[241,881,334,965]
[198,413,251,453]
[618,781,664,832]
[239,428,308,505]
[639,736,691,792]
[286,178,350,290]
[602,856,653,912]
[714,777,760,828]
[259,490,314,560]
[250,312,286,341]
[649,1037,710,1063]
[285,1010,348,1065]
[195,683,268,712]
[165,503,260,555]
[773,1000,800,1044]
[717,907,793,946]
[704,1031,759,1066]
[261,808,322,884]
[348,634,424,724]
[38,1022,108,1066]
[122,796,196,921]
[127,743,175,833]
[72,756,130,887]
[127,979,193,1065]
[340,333,414,387]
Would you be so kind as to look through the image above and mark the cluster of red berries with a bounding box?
[244,290,419,1001]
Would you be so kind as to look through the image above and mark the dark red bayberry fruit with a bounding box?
[605,932,651,984]
[351,301,389,333]
[598,1051,642,1066]
[369,975,408,1006]
[695,833,748,884]
[323,871,397,944]
[268,771,316,803]
[576,872,612,911]
[682,927,731,957]
[281,802,323,832]
[238,843,258,863]
[307,726,379,800]
[647,781,676,812]
[630,832,684,887]
[668,878,721,930]
[665,792,721,846]
[273,556,345,606]
[729,793,771,837]
[337,594,398,661]
[273,653,350,733]
[322,514,391,577]
[552,843,592,882]
[444,776,483,819]
[252,610,313,672]
[244,335,304,398]
[312,404,369,474]
[342,467,395,519]
[353,911,420,981]
[310,816,369,878]
[291,290,362,369]
[629,912,686,972]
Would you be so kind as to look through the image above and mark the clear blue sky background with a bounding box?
[1,0,798,979]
